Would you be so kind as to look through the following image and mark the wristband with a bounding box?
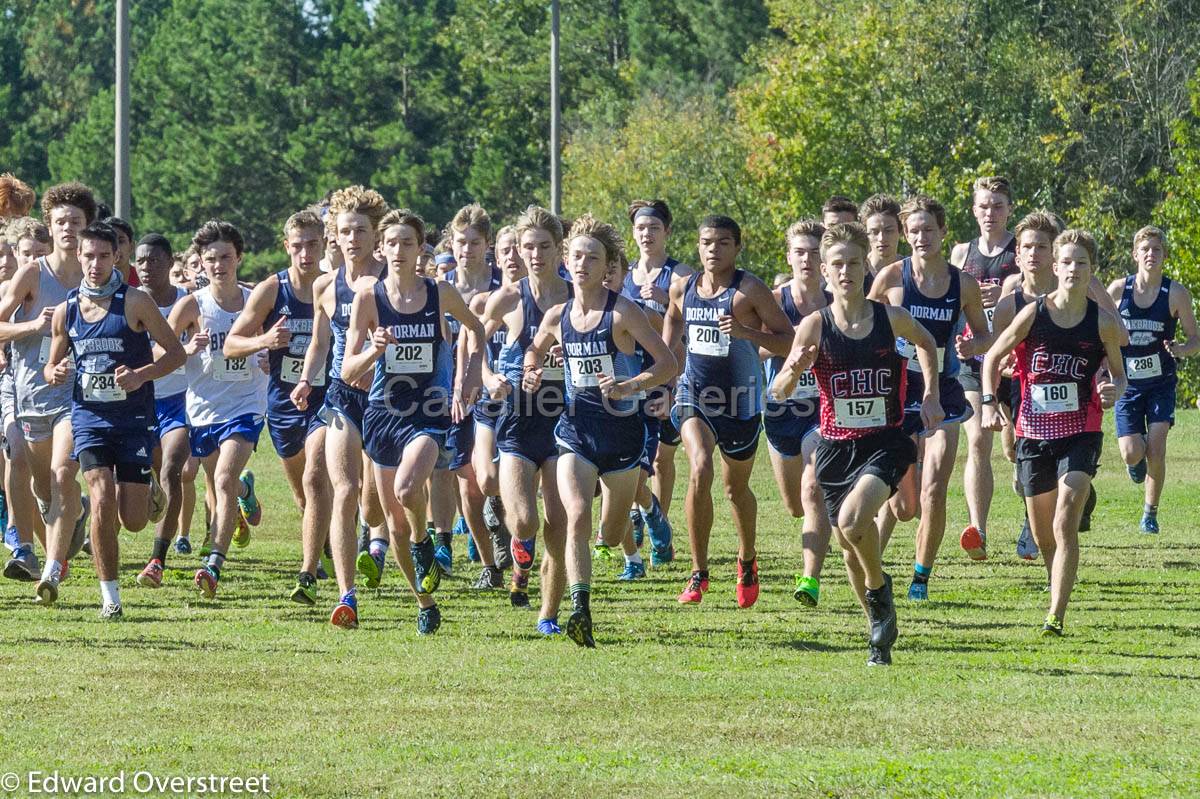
[980,393,997,406]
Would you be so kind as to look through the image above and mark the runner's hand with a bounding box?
[184,328,210,356]
[290,380,311,411]
[522,365,543,393]
[47,356,73,386]
[1097,379,1118,409]
[920,394,945,431]
[114,364,145,392]
[262,316,291,350]
[485,373,511,401]
[981,404,1005,432]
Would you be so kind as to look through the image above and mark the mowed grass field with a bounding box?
[2,413,1199,798]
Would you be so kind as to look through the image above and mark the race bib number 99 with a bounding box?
[790,369,819,400]
[214,356,251,382]
[38,336,52,365]
[833,397,886,429]
[900,338,944,373]
[688,325,729,357]
[1126,353,1162,381]
[385,343,433,375]
[568,353,614,388]
[82,372,126,402]
[1030,382,1079,413]
[281,355,326,386]
[983,306,996,332]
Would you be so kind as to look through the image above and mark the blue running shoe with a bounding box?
[617,560,646,581]
[907,581,928,601]
[537,617,562,636]
[411,537,442,594]
[330,590,358,629]
[1140,513,1159,534]
[0,491,8,546]
[434,544,453,576]
[417,603,441,635]
[4,525,19,555]
[651,544,675,567]
[630,508,645,548]
[643,496,673,554]
[1128,457,1147,484]
[174,536,192,555]
[452,516,468,537]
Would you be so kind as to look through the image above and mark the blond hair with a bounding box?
[899,195,947,231]
[3,216,49,246]
[449,203,491,242]
[785,218,825,244]
[1014,210,1063,242]
[973,175,1013,204]
[326,185,389,234]
[1053,228,1098,265]
[283,209,324,239]
[568,213,624,266]
[515,205,564,248]
[1132,225,1168,256]
[820,222,870,259]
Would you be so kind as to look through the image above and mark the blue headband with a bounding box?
[633,206,669,225]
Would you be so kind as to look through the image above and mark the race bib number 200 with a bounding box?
[688,325,730,357]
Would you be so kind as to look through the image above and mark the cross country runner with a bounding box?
[772,222,941,665]
[44,222,182,617]
[340,207,485,632]
[523,214,677,646]
[225,209,333,604]
[1107,226,1199,534]
[663,214,794,608]
[168,220,267,600]
[982,229,1126,636]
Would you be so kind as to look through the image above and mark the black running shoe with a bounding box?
[566,609,595,648]
[867,644,892,666]
[1079,484,1097,532]
[865,572,898,650]
[417,603,441,635]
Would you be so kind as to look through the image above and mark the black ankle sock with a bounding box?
[437,532,453,549]
[151,537,170,564]
[571,585,590,614]
[697,570,709,581]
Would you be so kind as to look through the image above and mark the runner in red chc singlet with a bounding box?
[981,229,1126,638]
[771,222,942,666]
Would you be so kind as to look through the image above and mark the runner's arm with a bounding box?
[224,278,280,358]
[41,302,70,384]
[0,265,48,344]
[125,290,187,385]
[768,313,820,402]
[340,289,383,385]
[1166,282,1200,359]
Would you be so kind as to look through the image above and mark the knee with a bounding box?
[1146,436,1167,462]
[688,456,714,487]
[919,482,948,512]
[52,465,79,494]
[395,478,424,511]
[724,479,752,505]
[214,472,241,500]
[782,493,804,519]
[893,496,918,522]
[302,466,329,498]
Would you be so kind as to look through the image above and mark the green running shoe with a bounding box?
[793,575,820,607]
[1041,614,1063,637]
[237,470,262,526]
[290,572,317,606]
[357,548,386,589]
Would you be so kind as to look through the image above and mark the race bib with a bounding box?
[384,342,433,374]
[214,356,251,382]
[281,355,326,386]
[900,339,944,373]
[1126,353,1162,381]
[542,350,565,381]
[834,397,886,429]
[688,325,729,357]
[81,372,126,402]
[38,336,52,365]
[983,306,996,332]
[568,353,614,388]
[790,369,819,401]
[1031,382,1079,413]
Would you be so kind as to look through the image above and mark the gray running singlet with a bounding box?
[12,257,73,418]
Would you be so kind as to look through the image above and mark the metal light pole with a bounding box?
[115,0,131,219]
[549,0,561,215]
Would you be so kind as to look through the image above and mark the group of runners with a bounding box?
[0,172,1195,665]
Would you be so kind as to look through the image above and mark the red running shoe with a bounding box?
[960,525,987,561]
[736,558,759,608]
[677,571,709,604]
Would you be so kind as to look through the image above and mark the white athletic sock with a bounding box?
[100,579,120,607]
[41,559,62,582]
[625,552,643,565]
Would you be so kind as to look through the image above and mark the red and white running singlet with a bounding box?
[1013,297,1105,440]
[813,301,907,440]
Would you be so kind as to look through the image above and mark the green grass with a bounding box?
[2,413,1199,798]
